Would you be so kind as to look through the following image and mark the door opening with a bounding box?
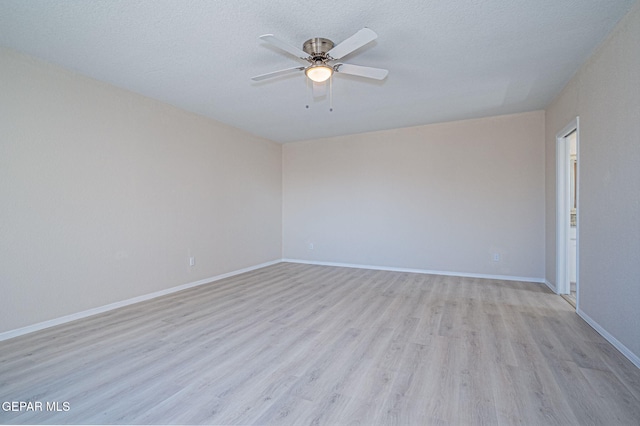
[556,118,579,309]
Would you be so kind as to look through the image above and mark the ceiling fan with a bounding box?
[251,28,388,84]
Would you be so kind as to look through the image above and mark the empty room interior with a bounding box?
[1,1,639,425]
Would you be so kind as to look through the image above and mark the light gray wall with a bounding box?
[0,48,282,333]
[283,111,545,280]
[545,1,640,358]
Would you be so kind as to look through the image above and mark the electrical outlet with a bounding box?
[189,256,195,266]
[492,253,500,262]
[308,242,314,250]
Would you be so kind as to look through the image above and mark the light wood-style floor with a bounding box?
[1,263,639,425]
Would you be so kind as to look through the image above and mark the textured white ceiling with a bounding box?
[0,0,635,143]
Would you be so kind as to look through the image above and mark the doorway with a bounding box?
[556,118,579,308]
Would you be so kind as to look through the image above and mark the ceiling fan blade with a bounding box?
[259,34,309,60]
[327,28,378,60]
[334,63,388,80]
[251,66,304,81]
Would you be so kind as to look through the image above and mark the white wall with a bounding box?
[545,1,640,360]
[283,111,545,280]
[0,47,282,333]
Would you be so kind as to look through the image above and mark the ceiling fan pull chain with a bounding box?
[329,76,333,112]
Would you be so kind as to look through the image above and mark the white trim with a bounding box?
[282,258,545,284]
[544,279,557,293]
[0,259,281,342]
[577,308,640,370]
[574,120,581,309]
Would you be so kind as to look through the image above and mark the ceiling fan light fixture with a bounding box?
[305,64,333,83]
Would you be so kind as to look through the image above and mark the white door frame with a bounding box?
[556,117,579,302]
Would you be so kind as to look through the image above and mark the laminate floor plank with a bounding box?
[338,326,396,388]
[422,336,461,424]
[546,358,613,425]
[337,367,398,425]
[1,262,638,425]
[594,341,640,402]
[377,341,432,425]
[376,317,420,372]
[579,366,640,424]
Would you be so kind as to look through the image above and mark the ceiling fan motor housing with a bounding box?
[303,37,334,60]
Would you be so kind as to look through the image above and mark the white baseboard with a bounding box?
[281,258,545,284]
[577,308,640,370]
[544,279,557,293]
[0,259,281,342]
